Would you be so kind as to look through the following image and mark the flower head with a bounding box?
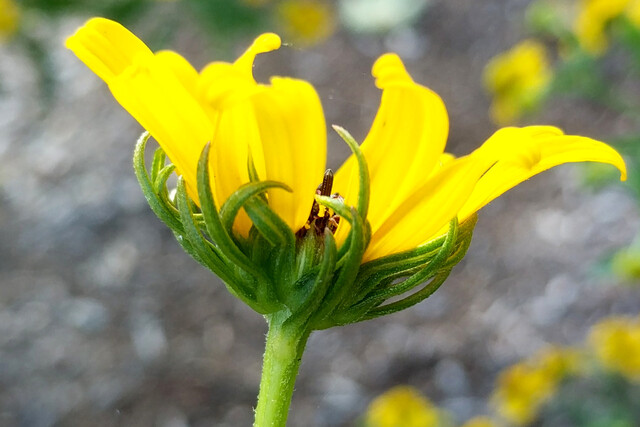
[365,386,442,427]
[491,346,581,425]
[66,18,626,328]
[589,315,640,380]
[0,0,20,40]
[276,0,335,46]
[574,0,640,54]
[484,40,552,125]
[460,416,500,427]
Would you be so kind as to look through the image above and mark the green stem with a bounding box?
[254,312,310,427]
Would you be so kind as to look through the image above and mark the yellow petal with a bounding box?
[457,126,627,221]
[364,155,489,261]
[250,77,327,231]
[108,56,214,197]
[209,101,263,236]
[334,53,449,237]
[234,33,281,78]
[195,34,284,235]
[65,17,153,83]
[66,18,214,198]
[155,50,200,98]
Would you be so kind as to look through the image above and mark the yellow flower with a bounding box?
[589,315,640,380]
[65,18,626,264]
[0,0,20,40]
[492,362,557,425]
[276,0,335,46]
[491,346,580,425]
[574,0,640,54]
[484,40,552,125]
[365,386,441,427]
[534,345,584,379]
[460,416,500,427]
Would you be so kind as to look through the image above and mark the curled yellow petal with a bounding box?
[65,17,153,83]
[66,18,214,199]
[334,53,449,240]
[234,32,282,78]
[457,126,627,222]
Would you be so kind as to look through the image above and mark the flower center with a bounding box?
[296,169,343,238]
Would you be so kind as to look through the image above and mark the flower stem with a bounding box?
[254,312,311,427]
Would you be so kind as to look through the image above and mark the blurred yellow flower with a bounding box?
[574,0,640,54]
[492,362,556,425]
[0,0,20,40]
[491,346,578,425]
[365,386,441,427]
[276,0,335,46]
[589,316,640,380]
[66,18,626,263]
[460,416,500,427]
[484,40,552,125]
[534,346,584,379]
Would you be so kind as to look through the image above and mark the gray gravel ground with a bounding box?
[1,1,639,426]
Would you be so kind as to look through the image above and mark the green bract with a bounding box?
[133,128,476,330]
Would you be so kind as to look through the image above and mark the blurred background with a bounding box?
[1,0,639,426]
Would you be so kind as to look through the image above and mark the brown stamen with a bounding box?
[318,169,334,196]
[296,169,342,238]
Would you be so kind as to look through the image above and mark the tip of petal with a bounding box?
[371,53,413,89]
[234,33,282,78]
[65,17,153,83]
[252,33,282,54]
[618,161,628,181]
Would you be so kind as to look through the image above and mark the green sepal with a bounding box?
[332,125,371,264]
[150,146,167,183]
[133,132,184,234]
[175,176,265,311]
[356,219,475,323]
[219,180,291,237]
[196,142,279,308]
[321,215,476,328]
[286,229,337,328]
[243,196,295,249]
[243,152,297,301]
[359,269,453,321]
[244,195,297,306]
[310,198,366,328]
[153,164,176,195]
[352,215,477,302]
[347,217,458,316]
[332,125,370,221]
